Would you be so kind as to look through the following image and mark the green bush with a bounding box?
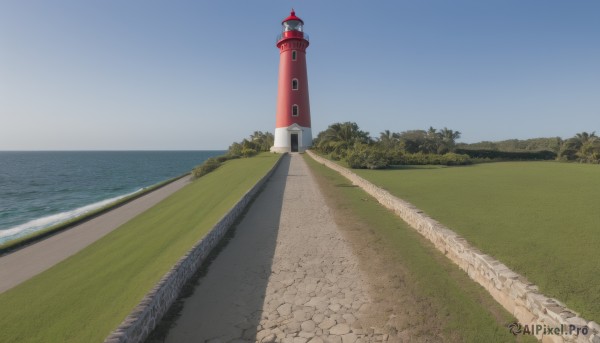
[342,146,469,168]
[385,148,405,165]
[228,132,274,155]
[398,152,436,165]
[394,152,472,166]
[346,145,389,169]
[455,148,556,161]
[192,157,221,178]
[241,148,257,158]
[216,154,240,163]
[329,151,343,161]
[228,142,243,157]
[216,155,230,163]
[440,152,472,165]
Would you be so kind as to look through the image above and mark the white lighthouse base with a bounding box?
[271,124,312,153]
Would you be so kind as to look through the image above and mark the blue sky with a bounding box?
[1,1,598,150]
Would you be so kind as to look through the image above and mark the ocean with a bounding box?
[0,151,225,245]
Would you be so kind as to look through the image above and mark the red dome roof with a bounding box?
[282,9,304,24]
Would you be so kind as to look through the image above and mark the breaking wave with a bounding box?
[0,189,142,244]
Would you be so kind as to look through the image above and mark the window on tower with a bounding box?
[292,50,297,61]
[292,104,299,116]
[292,79,298,90]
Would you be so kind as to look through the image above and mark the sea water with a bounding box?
[0,151,225,244]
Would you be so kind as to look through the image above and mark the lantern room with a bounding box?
[277,9,308,43]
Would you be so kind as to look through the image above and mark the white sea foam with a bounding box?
[0,189,143,244]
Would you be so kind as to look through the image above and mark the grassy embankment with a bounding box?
[0,173,189,254]
[0,153,280,343]
[304,155,534,342]
[352,161,600,323]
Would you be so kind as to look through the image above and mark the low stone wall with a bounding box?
[307,151,600,343]
[104,154,285,343]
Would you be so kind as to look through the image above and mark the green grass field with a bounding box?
[305,155,534,342]
[0,153,280,343]
[352,161,600,323]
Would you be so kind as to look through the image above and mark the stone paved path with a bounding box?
[165,154,388,343]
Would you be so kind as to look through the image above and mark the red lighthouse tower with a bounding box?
[271,9,312,153]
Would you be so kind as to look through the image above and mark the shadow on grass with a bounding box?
[146,155,290,343]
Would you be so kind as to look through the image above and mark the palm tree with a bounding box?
[378,130,399,149]
[263,132,274,150]
[397,130,427,154]
[421,127,440,154]
[573,131,597,146]
[317,122,370,155]
[574,132,599,162]
[250,131,262,142]
[248,131,274,152]
[437,127,461,153]
[559,132,599,162]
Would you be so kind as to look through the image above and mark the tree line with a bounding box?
[192,126,599,176]
[312,122,469,169]
[459,131,600,163]
[312,122,600,169]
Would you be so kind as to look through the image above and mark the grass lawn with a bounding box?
[304,155,534,342]
[352,161,600,323]
[0,153,280,343]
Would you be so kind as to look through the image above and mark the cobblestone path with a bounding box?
[165,154,388,343]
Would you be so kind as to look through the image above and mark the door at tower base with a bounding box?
[270,123,312,153]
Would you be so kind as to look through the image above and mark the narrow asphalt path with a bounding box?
[164,154,387,343]
[0,176,191,294]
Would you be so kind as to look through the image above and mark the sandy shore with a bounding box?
[0,175,192,294]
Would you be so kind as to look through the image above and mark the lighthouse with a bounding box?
[271,9,312,153]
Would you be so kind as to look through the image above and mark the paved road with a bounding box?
[0,176,191,294]
[165,154,388,343]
